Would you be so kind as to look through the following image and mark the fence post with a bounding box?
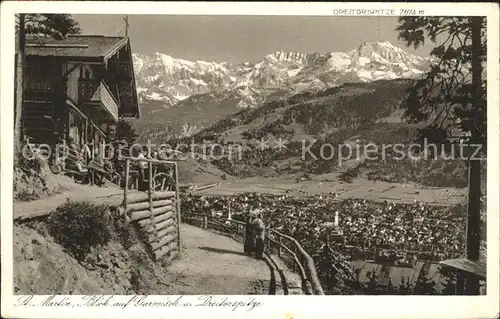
[148,161,153,206]
[123,159,129,211]
[297,248,302,272]
[148,161,157,253]
[266,228,271,252]
[100,139,105,165]
[303,280,313,295]
[202,215,208,229]
[174,163,182,255]
[293,245,298,273]
[278,235,282,258]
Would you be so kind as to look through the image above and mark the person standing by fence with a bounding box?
[137,147,148,190]
[253,213,266,259]
[244,214,256,255]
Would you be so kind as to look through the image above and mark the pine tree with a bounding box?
[396,17,486,143]
[397,17,486,295]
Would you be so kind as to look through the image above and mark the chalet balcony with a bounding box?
[79,79,119,122]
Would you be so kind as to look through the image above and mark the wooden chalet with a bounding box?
[22,34,140,151]
[440,258,486,294]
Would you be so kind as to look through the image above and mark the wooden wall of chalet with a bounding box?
[23,58,59,143]
[23,101,54,143]
[24,58,58,98]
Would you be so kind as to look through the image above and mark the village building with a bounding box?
[21,34,140,155]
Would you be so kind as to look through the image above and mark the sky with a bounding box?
[73,15,435,63]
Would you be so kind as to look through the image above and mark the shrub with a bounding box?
[47,201,113,261]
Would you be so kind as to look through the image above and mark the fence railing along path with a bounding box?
[183,214,324,295]
[121,157,182,263]
[119,156,321,294]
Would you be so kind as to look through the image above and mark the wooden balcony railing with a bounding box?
[79,79,119,122]
[98,82,120,121]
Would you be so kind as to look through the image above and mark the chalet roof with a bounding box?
[25,35,128,61]
[440,258,486,278]
[23,34,140,119]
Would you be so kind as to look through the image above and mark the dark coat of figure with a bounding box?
[253,213,266,259]
[244,215,256,255]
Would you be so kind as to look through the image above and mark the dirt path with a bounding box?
[164,224,272,294]
[13,177,141,221]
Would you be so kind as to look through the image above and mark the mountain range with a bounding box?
[131,41,432,140]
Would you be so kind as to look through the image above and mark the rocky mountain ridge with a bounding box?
[133,41,431,108]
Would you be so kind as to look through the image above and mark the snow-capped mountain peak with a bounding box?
[133,41,431,107]
[265,51,321,65]
[349,41,429,67]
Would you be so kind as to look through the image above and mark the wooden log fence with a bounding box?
[122,157,181,263]
[185,214,324,295]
